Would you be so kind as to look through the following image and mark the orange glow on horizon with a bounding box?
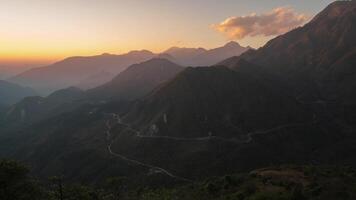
[0,0,331,68]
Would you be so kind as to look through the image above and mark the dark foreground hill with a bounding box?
[3,159,356,200]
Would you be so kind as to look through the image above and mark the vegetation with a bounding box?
[2,159,356,200]
[0,159,45,200]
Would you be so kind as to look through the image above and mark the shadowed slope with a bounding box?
[88,58,184,101]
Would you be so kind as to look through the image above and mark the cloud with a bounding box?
[212,7,309,40]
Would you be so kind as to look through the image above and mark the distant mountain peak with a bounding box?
[126,49,154,56]
[163,42,250,66]
[101,53,113,56]
[224,41,242,48]
[165,46,206,52]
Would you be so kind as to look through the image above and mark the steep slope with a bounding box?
[9,51,155,95]
[123,66,311,138]
[0,80,37,106]
[221,1,356,103]
[217,0,356,130]
[87,58,184,101]
[163,42,250,66]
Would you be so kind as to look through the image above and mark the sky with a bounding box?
[0,0,334,67]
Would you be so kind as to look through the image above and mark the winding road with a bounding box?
[241,122,305,143]
[104,115,192,182]
[111,113,305,144]
[105,112,306,182]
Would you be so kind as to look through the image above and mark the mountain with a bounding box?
[8,67,347,182]
[122,66,311,138]
[164,47,207,65]
[75,71,115,90]
[192,41,251,66]
[163,41,250,66]
[0,66,32,80]
[3,58,183,126]
[218,0,356,130]
[8,43,248,95]
[5,87,85,124]
[0,67,16,79]
[221,1,356,103]
[0,80,36,106]
[9,50,155,95]
[87,58,184,101]
[1,1,356,185]
[155,53,180,64]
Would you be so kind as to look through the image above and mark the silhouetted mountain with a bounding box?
[217,0,356,131]
[192,41,251,66]
[221,1,356,103]
[8,43,248,95]
[122,66,311,138]
[155,53,179,64]
[3,58,183,125]
[88,58,183,101]
[1,1,356,185]
[0,80,36,106]
[9,50,155,95]
[164,47,207,65]
[5,87,85,123]
[164,41,250,66]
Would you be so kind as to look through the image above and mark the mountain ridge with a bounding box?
[163,41,250,66]
[0,80,37,106]
[9,50,156,95]
[87,58,184,101]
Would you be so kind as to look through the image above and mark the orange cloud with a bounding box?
[213,7,309,40]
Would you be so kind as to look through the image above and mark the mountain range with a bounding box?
[0,0,355,187]
[164,41,250,66]
[8,50,155,95]
[5,58,184,125]
[7,42,250,95]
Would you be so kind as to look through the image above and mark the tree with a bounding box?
[105,176,128,200]
[49,176,64,200]
[291,184,306,200]
[0,159,44,200]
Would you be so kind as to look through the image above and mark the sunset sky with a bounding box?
[0,0,334,67]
